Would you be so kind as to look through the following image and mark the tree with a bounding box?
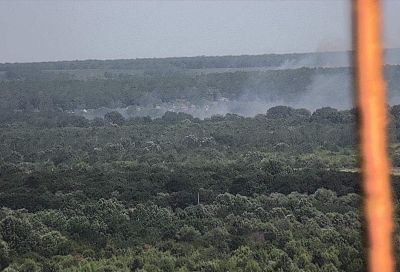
[104,111,125,125]
[266,106,296,119]
[0,240,10,270]
[0,216,37,254]
[176,225,201,242]
[311,107,343,123]
[38,231,71,257]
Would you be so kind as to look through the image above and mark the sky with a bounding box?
[0,0,399,63]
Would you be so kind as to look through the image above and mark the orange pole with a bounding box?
[353,1,395,271]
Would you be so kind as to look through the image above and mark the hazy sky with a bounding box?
[0,1,399,63]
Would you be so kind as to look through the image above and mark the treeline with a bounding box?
[0,68,322,110]
[1,65,399,113]
[0,51,352,72]
[0,106,358,154]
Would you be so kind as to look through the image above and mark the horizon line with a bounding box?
[1,47,399,66]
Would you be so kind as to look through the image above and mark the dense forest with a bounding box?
[1,55,400,119]
[1,52,400,271]
[2,105,400,271]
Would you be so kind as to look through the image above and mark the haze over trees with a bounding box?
[1,51,400,271]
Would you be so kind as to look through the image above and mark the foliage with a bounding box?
[1,59,400,270]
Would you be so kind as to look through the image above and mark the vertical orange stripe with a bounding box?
[353,1,395,271]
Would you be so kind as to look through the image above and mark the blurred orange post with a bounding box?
[353,0,395,271]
